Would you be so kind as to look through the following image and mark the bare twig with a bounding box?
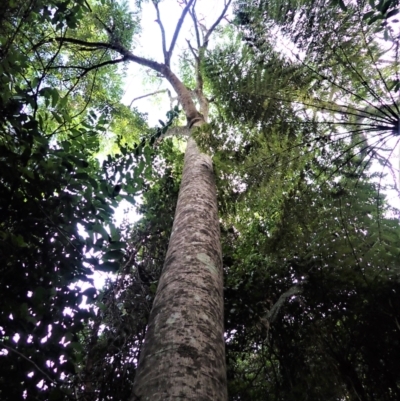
[84,0,92,12]
[95,15,114,37]
[167,0,196,64]
[204,0,232,44]
[129,89,168,107]
[75,46,105,52]
[186,39,198,60]
[189,3,201,48]
[42,27,198,122]
[51,57,127,78]
[1,343,56,385]
[52,37,166,74]
[153,1,168,63]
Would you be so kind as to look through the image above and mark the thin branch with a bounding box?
[189,2,201,49]
[51,37,112,49]
[46,35,197,122]
[198,21,208,40]
[1,343,56,385]
[167,0,196,64]
[53,37,166,74]
[153,1,168,63]
[70,53,105,120]
[167,89,180,109]
[76,46,107,52]
[2,0,36,57]
[84,0,92,12]
[186,39,198,61]
[95,15,114,37]
[51,57,127,78]
[189,0,231,111]
[129,89,168,107]
[204,0,232,44]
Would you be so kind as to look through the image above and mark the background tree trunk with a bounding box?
[132,136,227,401]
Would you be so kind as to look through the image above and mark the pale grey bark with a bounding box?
[132,135,227,401]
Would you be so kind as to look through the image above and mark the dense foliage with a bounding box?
[0,1,150,399]
[1,0,400,400]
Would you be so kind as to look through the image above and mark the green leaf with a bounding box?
[74,172,90,180]
[137,160,145,176]
[385,8,399,18]
[51,89,59,108]
[363,10,376,20]
[92,223,109,239]
[109,241,126,250]
[51,111,63,124]
[10,233,27,247]
[368,13,383,23]
[59,96,68,107]
[144,145,152,164]
[49,388,65,401]
[109,222,120,241]
[103,250,124,260]
[70,341,84,353]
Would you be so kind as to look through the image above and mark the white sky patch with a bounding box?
[122,0,232,123]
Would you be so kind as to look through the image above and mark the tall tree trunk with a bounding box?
[132,135,227,400]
